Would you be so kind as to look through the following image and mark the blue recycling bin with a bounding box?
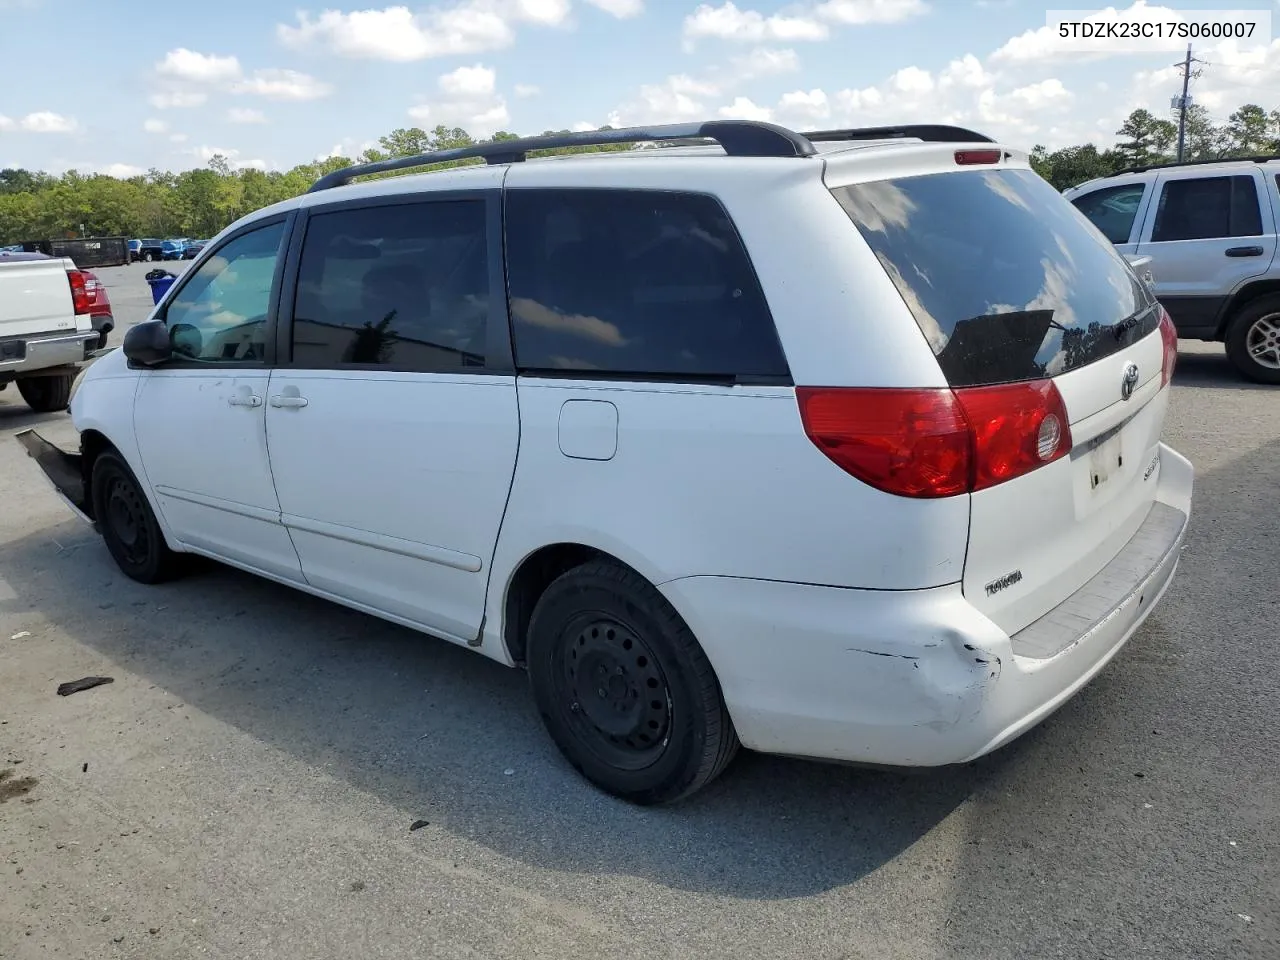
[145,270,176,305]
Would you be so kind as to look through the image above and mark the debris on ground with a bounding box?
[409,819,430,831]
[349,880,366,892]
[503,768,515,776]
[0,768,39,803]
[10,631,31,640]
[57,677,114,697]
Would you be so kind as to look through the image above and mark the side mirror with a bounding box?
[122,320,173,366]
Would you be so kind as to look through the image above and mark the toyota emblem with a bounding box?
[1120,362,1140,400]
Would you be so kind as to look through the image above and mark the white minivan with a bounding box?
[21,121,1193,803]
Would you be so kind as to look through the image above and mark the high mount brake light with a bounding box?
[796,380,1073,498]
[955,149,1002,165]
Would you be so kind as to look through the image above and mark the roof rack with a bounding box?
[801,124,995,144]
[1114,154,1280,176]
[308,120,817,192]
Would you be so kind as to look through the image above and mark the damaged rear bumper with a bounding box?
[659,443,1194,768]
[15,429,96,530]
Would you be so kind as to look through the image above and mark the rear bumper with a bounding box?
[660,442,1194,767]
[0,330,97,376]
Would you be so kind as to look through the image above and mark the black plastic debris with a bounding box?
[56,677,114,697]
[410,819,430,832]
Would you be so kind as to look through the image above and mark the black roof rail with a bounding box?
[1113,154,1280,176]
[308,120,818,192]
[801,124,995,144]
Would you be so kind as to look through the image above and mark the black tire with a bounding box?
[526,559,739,804]
[16,373,74,412]
[1225,294,1280,385]
[91,450,182,584]
[142,252,154,263]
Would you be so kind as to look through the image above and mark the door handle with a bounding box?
[227,394,262,408]
[1225,245,1265,257]
[270,395,309,409]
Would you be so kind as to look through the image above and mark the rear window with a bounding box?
[832,168,1156,387]
[504,189,789,382]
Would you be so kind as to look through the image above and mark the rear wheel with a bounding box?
[91,450,182,584]
[17,373,74,412]
[1225,295,1280,385]
[526,559,739,804]
[142,252,154,262]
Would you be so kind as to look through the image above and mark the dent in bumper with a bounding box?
[15,430,96,529]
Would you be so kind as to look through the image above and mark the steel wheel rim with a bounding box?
[105,474,150,566]
[1245,313,1280,370]
[553,613,672,772]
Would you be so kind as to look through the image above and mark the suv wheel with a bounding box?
[16,373,74,412]
[526,559,739,804]
[142,252,154,262]
[1225,294,1280,385]
[91,450,182,584]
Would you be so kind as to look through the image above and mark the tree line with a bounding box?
[2,103,1278,244]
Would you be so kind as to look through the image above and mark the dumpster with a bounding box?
[145,269,177,305]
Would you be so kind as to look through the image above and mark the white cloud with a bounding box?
[232,69,332,101]
[142,118,168,134]
[612,74,717,125]
[228,107,267,124]
[278,4,514,61]
[155,48,242,83]
[582,0,644,16]
[169,133,189,143]
[777,88,831,123]
[728,46,800,80]
[0,115,13,131]
[571,120,598,132]
[889,65,933,95]
[19,111,77,133]
[718,96,773,121]
[1007,78,1073,111]
[409,63,510,136]
[189,145,269,171]
[814,0,926,25]
[100,163,145,179]
[150,91,207,109]
[514,83,541,98]
[510,0,571,25]
[683,2,829,46]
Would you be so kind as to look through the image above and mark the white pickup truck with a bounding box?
[0,253,106,412]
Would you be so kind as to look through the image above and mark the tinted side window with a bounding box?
[290,200,489,371]
[164,220,284,363]
[1070,183,1145,244]
[1151,175,1262,242]
[504,189,788,380]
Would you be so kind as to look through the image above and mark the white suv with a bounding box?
[1065,156,1280,383]
[20,121,1194,804]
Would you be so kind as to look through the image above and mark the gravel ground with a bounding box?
[0,284,1276,959]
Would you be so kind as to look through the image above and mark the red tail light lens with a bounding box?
[1158,304,1178,386]
[797,381,1073,498]
[952,380,1072,491]
[67,269,93,315]
[955,149,1001,165]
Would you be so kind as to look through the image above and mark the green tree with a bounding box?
[1222,104,1276,157]
[1114,109,1177,168]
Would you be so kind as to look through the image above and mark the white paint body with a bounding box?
[66,141,1194,767]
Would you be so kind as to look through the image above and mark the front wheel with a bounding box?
[1225,295,1280,385]
[16,373,74,412]
[91,450,182,584]
[526,560,739,804]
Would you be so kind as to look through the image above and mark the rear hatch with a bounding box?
[830,161,1171,635]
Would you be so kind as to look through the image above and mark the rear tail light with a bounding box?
[67,269,93,315]
[796,380,1073,499]
[1158,304,1178,386]
[955,149,1002,165]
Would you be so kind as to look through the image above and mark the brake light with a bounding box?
[1158,304,1178,386]
[955,149,1001,165]
[796,381,1073,498]
[67,269,93,315]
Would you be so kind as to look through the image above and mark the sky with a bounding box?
[0,0,1277,177]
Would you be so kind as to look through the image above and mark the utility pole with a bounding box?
[1172,44,1206,162]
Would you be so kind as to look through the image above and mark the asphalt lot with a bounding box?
[1,269,1277,959]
